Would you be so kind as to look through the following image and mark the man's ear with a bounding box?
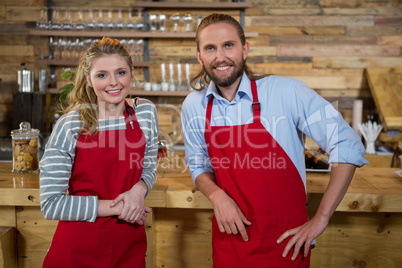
[243,42,249,60]
[196,51,203,66]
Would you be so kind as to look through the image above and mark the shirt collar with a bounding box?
[203,73,252,107]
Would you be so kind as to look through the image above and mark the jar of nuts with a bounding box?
[11,122,40,173]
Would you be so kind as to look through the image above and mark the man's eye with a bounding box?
[206,46,214,51]
[118,71,127,75]
[225,44,233,48]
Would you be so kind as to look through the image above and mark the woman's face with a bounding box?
[86,54,133,108]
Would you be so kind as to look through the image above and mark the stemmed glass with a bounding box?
[135,8,144,31]
[106,8,115,30]
[50,7,62,30]
[96,8,105,30]
[74,8,85,30]
[61,7,73,30]
[36,6,48,29]
[115,8,124,30]
[85,7,96,30]
[125,8,135,30]
[170,13,181,32]
[183,14,193,32]
[135,40,144,62]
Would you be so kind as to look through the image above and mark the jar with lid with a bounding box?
[11,122,40,173]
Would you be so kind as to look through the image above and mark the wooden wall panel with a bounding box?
[0,0,400,143]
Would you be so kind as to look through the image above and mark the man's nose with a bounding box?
[215,47,226,60]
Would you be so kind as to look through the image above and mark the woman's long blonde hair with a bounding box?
[63,37,133,135]
[190,13,269,91]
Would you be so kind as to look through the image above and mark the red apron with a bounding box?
[43,101,147,268]
[204,81,310,267]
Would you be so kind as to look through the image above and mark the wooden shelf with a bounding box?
[135,2,252,9]
[29,29,257,38]
[130,89,191,97]
[38,59,150,67]
[46,88,192,97]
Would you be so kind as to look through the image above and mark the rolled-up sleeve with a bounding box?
[289,78,368,167]
[181,93,214,184]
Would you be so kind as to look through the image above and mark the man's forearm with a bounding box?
[195,172,224,203]
[314,163,356,221]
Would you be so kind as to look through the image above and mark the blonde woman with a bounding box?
[40,37,158,267]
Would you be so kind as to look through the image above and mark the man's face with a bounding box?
[196,22,249,89]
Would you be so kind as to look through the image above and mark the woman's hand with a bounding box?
[111,180,149,224]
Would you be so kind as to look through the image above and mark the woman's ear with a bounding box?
[85,74,92,87]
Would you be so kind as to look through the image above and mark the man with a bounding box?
[181,13,368,267]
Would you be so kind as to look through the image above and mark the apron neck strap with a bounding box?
[124,100,136,129]
[250,80,261,122]
[205,80,260,129]
[205,95,214,130]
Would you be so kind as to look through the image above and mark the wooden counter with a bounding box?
[1,162,402,267]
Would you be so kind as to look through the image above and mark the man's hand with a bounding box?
[276,215,328,260]
[277,163,356,260]
[210,189,252,241]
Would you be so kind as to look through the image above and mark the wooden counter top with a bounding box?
[0,162,401,212]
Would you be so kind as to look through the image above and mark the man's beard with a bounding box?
[204,59,245,88]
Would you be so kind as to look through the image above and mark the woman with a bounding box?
[39,37,158,267]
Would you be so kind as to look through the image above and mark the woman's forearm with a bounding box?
[97,200,123,217]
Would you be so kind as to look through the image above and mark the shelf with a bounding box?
[38,59,150,67]
[46,88,192,97]
[130,89,191,97]
[135,2,252,9]
[29,29,258,38]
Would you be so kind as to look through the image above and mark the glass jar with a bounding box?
[11,122,40,173]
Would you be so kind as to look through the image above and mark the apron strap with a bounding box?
[205,95,214,130]
[250,80,261,123]
[205,80,260,129]
[124,100,137,129]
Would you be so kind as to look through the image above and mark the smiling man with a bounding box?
[181,13,368,267]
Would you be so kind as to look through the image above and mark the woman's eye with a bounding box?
[97,73,106,78]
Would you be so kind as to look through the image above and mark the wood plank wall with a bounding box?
[0,0,401,138]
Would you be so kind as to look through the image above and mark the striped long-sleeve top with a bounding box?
[39,98,158,222]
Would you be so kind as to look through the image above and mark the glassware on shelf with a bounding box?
[95,8,105,30]
[135,39,144,62]
[135,8,144,31]
[149,14,157,32]
[125,8,135,30]
[106,8,115,30]
[85,7,96,30]
[50,7,62,30]
[170,13,181,32]
[74,8,85,30]
[115,8,124,30]
[183,14,193,32]
[159,14,166,32]
[36,6,49,29]
[61,7,73,30]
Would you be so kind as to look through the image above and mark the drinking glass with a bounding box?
[85,7,96,30]
[36,6,48,29]
[106,8,115,30]
[96,8,105,29]
[125,8,135,30]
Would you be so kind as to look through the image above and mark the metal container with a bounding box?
[11,122,40,173]
[17,70,35,92]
